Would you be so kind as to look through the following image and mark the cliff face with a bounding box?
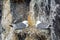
[0,0,60,40]
[0,0,2,20]
[10,0,30,23]
[10,0,60,40]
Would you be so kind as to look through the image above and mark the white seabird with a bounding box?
[36,22,49,29]
[12,20,49,30]
[35,20,49,29]
[12,20,28,30]
[36,21,41,27]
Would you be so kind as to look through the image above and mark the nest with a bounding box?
[16,27,51,40]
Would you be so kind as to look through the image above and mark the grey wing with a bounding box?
[37,23,49,29]
[14,23,26,30]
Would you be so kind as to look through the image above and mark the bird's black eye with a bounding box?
[9,25,13,27]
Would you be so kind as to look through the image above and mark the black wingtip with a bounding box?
[9,25,13,27]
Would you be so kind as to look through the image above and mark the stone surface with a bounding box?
[0,0,60,40]
[0,24,2,40]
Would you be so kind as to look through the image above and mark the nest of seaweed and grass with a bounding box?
[15,27,51,40]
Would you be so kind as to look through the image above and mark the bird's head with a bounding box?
[22,20,28,27]
[36,21,41,27]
